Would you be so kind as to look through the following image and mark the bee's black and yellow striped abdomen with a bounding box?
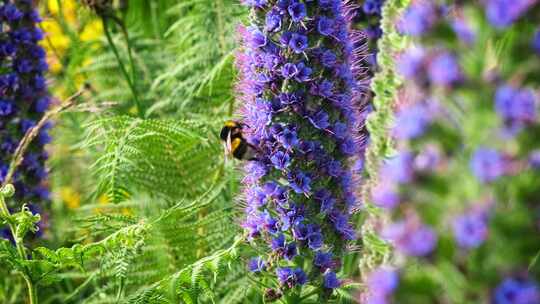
[220,120,256,161]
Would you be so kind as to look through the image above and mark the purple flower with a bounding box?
[371,182,400,209]
[485,0,537,28]
[383,219,437,257]
[248,257,266,272]
[323,271,341,289]
[397,47,425,78]
[276,267,307,288]
[242,0,268,8]
[470,148,505,183]
[495,85,537,124]
[288,2,306,23]
[452,211,489,249]
[427,52,462,86]
[0,1,51,237]
[363,0,383,15]
[265,9,282,32]
[399,2,438,36]
[318,17,334,36]
[367,268,399,296]
[288,170,311,194]
[528,150,540,169]
[452,18,476,44]
[413,145,441,172]
[281,63,299,79]
[381,151,415,184]
[321,50,337,68]
[393,104,431,139]
[270,151,291,170]
[533,28,540,54]
[494,278,540,304]
[314,251,334,270]
[289,33,308,53]
[237,0,366,290]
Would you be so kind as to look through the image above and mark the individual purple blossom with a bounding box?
[413,144,440,172]
[276,267,307,288]
[382,218,438,257]
[363,0,383,15]
[493,278,540,304]
[533,28,540,54]
[281,63,299,79]
[318,17,334,36]
[392,104,431,139]
[427,52,462,86]
[288,2,306,23]
[248,257,266,272]
[528,150,540,169]
[484,0,538,28]
[265,9,282,32]
[452,211,489,249]
[452,18,476,45]
[323,271,341,289]
[495,85,537,125]
[470,147,505,183]
[397,47,425,79]
[367,268,399,296]
[371,181,400,209]
[381,151,415,184]
[398,1,438,36]
[288,33,308,53]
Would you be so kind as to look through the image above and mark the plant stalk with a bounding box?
[101,18,143,117]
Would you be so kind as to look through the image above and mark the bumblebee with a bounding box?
[220,120,257,161]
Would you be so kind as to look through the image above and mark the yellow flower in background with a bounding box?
[40,19,70,74]
[48,0,77,24]
[80,20,103,42]
[59,187,81,209]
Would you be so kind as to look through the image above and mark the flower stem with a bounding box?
[102,18,143,117]
[0,190,37,304]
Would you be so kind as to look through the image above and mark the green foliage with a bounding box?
[82,115,222,203]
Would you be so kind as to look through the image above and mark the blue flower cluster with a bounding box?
[366,0,540,302]
[236,0,369,298]
[0,0,50,238]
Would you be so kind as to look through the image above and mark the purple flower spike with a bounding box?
[0,1,51,240]
[237,0,368,291]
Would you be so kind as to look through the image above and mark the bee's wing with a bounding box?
[226,131,233,153]
[222,142,229,164]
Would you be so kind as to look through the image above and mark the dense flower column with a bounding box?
[235,0,369,300]
[0,0,51,238]
[364,0,540,303]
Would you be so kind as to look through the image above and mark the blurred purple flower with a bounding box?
[383,218,437,257]
[470,148,505,183]
[393,104,432,140]
[452,211,489,249]
[485,0,537,28]
[495,85,537,125]
[428,52,462,86]
[494,278,540,304]
[381,151,415,184]
[398,1,438,36]
[533,28,540,54]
